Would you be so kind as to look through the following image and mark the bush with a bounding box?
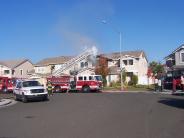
[109,81,121,88]
[132,75,138,86]
[128,75,138,86]
[128,81,134,86]
[102,77,107,87]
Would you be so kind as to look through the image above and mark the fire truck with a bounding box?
[47,74,103,93]
[0,77,14,93]
[163,69,183,90]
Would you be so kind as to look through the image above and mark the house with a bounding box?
[165,44,184,70]
[34,56,74,75]
[31,50,148,86]
[33,53,96,77]
[99,51,148,85]
[30,55,96,87]
[0,59,33,78]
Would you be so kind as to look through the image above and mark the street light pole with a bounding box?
[119,32,123,91]
[102,20,124,91]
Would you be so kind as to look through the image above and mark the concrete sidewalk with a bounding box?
[0,99,13,106]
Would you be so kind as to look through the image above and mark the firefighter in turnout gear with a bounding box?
[47,81,53,96]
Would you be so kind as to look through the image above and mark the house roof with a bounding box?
[0,59,31,69]
[165,44,184,60]
[35,56,74,66]
[99,50,147,61]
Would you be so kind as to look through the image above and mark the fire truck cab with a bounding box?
[0,77,14,93]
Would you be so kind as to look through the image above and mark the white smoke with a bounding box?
[86,46,98,66]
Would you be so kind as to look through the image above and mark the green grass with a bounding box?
[103,85,155,92]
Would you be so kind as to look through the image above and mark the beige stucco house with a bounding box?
[0,59,33,78]
[100,51,148,85]
[34,56,73,75]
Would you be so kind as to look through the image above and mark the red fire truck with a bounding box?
[0,77,14,93]
[47,74,103,93]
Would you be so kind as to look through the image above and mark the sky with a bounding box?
[0,0,184,63]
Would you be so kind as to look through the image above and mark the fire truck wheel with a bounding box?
[54,86,62,93]
[15,94,19,101]
[82,86,90,93]
[22,94,28,103]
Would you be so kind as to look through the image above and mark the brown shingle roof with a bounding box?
[99,50,146,60]
[35,56,74,66]
[0,59,31,69]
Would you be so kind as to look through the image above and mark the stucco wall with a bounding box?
[13,61,34,78]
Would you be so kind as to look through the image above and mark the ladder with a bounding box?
[53,46,97,76]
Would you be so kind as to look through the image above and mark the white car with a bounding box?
[13,80,48,103]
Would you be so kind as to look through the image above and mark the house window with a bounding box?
[4,70,10,75]
[81,62,84,68]
[181,52,184,62]
[123,60,127,65]
[12,70,15,75]
[20,69,23,75]
[85,62,88,67]
[129,60,133,65]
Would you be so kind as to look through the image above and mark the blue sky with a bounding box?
[0,0,184,63]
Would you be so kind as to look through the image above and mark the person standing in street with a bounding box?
[47,81,53,96]
[158,78,162,92]
[172,78,176,93]
[155,76,158,91]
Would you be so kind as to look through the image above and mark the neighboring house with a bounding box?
[0,59,33,78]
[34,56,74,75]
[165,44,184,70]
[33,55,96,76]
[100,51,148,85]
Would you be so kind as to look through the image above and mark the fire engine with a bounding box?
[46,47,102,93]
[0,77,14,93]
[47,74,103,93]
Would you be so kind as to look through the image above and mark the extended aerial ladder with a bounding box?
[53,46,97,76]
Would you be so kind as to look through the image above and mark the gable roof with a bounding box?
[0,59,32,69]
[165,44,184,60]
[99,50,147,61]
[35,56,74,66]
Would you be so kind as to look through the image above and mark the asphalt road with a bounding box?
[0,92,184,138]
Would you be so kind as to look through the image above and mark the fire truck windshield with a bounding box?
[23,81,42,87]
[94,76,102,81]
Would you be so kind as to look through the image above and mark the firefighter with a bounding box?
[47,81,53,96]
[172,78,176,93]
[154,76,158,91]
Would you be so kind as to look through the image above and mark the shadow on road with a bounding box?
[158,97,184,109]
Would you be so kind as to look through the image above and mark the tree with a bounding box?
[149,61,165,77]
[95,56,109,86]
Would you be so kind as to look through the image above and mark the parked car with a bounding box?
[13,80,48,103]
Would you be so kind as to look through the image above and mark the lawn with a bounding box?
[103,85,155,92]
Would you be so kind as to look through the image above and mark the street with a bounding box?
[0,92,184,138]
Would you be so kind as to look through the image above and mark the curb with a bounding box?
[101,90,152,93]
[0,99,13,107]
